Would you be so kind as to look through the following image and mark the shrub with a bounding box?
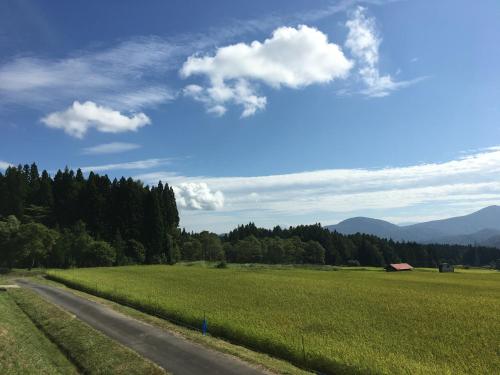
[83,241,116,267]
[215,260,228,269]
[125,239,146,264]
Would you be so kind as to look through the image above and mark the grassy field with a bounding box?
[48,265,500,374]
[0,290,78,374]
[9,288,166,375]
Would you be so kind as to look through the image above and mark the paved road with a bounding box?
[16,279,266,375]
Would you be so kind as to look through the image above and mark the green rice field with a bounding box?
[48,265,500,374]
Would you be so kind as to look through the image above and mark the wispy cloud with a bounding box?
[0,36,179,112]
[198,0,395,43]
[82,142,141,155]
[100,87,175,111]
[80,158,171,173]
[136,147,500,231]
[345,6,423,97]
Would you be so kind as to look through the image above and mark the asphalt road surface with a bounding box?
[16,279,266,375]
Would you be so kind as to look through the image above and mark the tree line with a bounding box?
[178,223,500,268]
[1,164,499,269]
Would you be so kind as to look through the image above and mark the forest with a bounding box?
[0,163,179,268]
[215,223,500,267]
[1,163,499,269]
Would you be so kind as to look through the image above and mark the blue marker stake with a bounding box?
[202,315,208,336]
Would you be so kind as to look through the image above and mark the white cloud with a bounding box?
[136,147,500,231]
[0,160,12,170]
[182,25,352,87]
[345,6,421,97]
[80,158,170,173]
[101,87,175,111]
[0,37,178,111]
[82,142,141,155]
[181,25,352,116]
[0,0,355,112]
[173,183,225,210]
[1,2,411,121]
[41,101,150,138]
[183,81,267,118]
[1,1,413,113]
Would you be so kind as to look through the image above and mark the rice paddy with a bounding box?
[48,265,500,374]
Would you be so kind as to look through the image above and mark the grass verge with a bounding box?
[9,288,166,375]
[0,291,78,375]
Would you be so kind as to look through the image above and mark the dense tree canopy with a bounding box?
[208,222,500,268]
[0,164,179,268]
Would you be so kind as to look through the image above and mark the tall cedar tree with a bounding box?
[143,188,165,263]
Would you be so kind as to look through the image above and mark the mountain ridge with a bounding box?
[326,205,500,247]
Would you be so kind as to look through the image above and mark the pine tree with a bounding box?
[81,172,107,237]
[53,168,80,227]
[0,172,7,217]
[27,163,40,205]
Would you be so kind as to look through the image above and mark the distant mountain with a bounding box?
[326,205,500,247]
[328,217,401,238]
[406,206,500,236]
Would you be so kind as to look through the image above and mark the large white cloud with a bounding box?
[182,25,352,87]
[41,101,150,138]
[181,25,352,117]
[345,6,421,97]
[173,183,225,210]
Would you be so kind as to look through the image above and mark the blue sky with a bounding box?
[1,0,500,232]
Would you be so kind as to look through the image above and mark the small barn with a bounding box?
[385,263,413,272]
[438,263,454,273]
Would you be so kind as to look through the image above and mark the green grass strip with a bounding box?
[9,288,166,375]
[0,292,78,375]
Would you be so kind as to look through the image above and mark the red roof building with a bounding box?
[385,263,413,272]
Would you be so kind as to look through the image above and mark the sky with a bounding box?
[1,0,500,232]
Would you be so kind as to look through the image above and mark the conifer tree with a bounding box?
[37,170,54,208]
[144,189,165,263]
